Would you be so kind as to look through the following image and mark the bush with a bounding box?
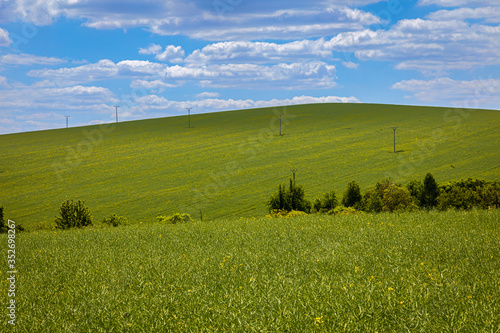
[313,191,338,213]
[406,179,424,207]
[267,210,308,218]
[157,213,192,224]
[362,188,383,213]
[55,200,93,229]
[421,173,439,209]
[102,214,128,227]
[327,205,357,215]
[479,182,500,209]
[267,179,311,213]
[382,184,417,212]
[0,205,7,233]
[342,181,362,208]
[437,187,480,211]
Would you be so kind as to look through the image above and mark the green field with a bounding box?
[1,210,499,331]
[1,103,499,227]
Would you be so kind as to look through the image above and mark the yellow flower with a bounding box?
[388,287,394,291]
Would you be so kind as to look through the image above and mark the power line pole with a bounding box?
[186,108,192,128]
[291,169,297,184]
[279,113,282,136]
[391,127,398,153]
[64,116,69,128]
[114,106,119,123]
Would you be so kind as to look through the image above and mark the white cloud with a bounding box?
[325,18,500,73]
[155,45,185,63]
[392,77,500,108]
[342,61,359,69]
[131,94,360,115]
[0,28,10,46]
[4,1,381,41]
[138,43,163,55]
[0,76,9,88]
[28,59,337,89]
[0,53,66,66]
[427,7,500,23]
[130,79,177,91]
[419,0,499,7]
[196,92,220,99]
[185,39,332,64]
[0,84,117,111]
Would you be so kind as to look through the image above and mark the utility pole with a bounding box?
[64,116,69,128]
[186,108,192,128]
[391,127,398,153]
[291,169,297,184]
[279,113,282,136]
[114,106,119,123]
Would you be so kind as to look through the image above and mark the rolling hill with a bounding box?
[1,103,499,227]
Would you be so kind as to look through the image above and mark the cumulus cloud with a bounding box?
[392,77,500,108]
[155,45,185,63]
[28,59,337,89]
[3,1,381,41]
[426,6,500,23]
[325,18,500,73]
[131,94,360,115]
[0,76,9,88]
[0,28,10,46]
[419,0,499,7]
[138,43,163,55]
[0,53,66,66]
[196,92,220,99]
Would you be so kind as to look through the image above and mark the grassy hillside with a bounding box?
[1,103,499,226]
[2,210,499,331]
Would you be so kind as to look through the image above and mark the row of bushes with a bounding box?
[267,173,500,215]
[0,201,193,232]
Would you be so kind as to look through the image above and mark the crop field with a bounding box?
[1,210,499,331]
[1,103,500,227]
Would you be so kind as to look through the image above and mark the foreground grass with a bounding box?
[1,210,499,332]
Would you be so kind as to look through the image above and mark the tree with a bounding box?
[55,200,93,229]
[421,173,439,209]
[342,181,362,208]
[313,191,338,213]
[362,188,383,213]
[382,184,415,212]
[267,179,311,213]
[406,179,424,207]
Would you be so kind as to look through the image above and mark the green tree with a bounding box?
[406,179,424,207]
[421,173,439,209]
[55,200,93,229]
[342,181,362,208]
[362,188,383,213]
[267,179,311,213]
[382,184,415,212]
[313,191,338,213]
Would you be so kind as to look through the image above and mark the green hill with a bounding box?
[1,103,499,227]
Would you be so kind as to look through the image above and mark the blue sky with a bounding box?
[0,0,499,134]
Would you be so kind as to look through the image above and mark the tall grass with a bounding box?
[1,209,499,331]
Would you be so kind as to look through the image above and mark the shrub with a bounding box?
[420,173,439,209]
[342,181,362,208]
[313,190,338,213]
[157,213,192,224]
[382,184,416,212]
[362,188,383,213]
[479,181,500,209]
[267,179,311,213]
[102,214,128,227]
[55,200,93,229]
[437,187,481,211]
[0,205,6,233]
[267,210,309,218]
[406,179,424,207]
[328,205,357,215]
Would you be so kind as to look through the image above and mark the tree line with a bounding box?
[267,173,500,215]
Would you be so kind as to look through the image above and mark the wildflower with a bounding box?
[388,287,394,291]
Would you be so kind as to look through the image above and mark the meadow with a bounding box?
[1,210,499,331]
[0,103,499,227]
